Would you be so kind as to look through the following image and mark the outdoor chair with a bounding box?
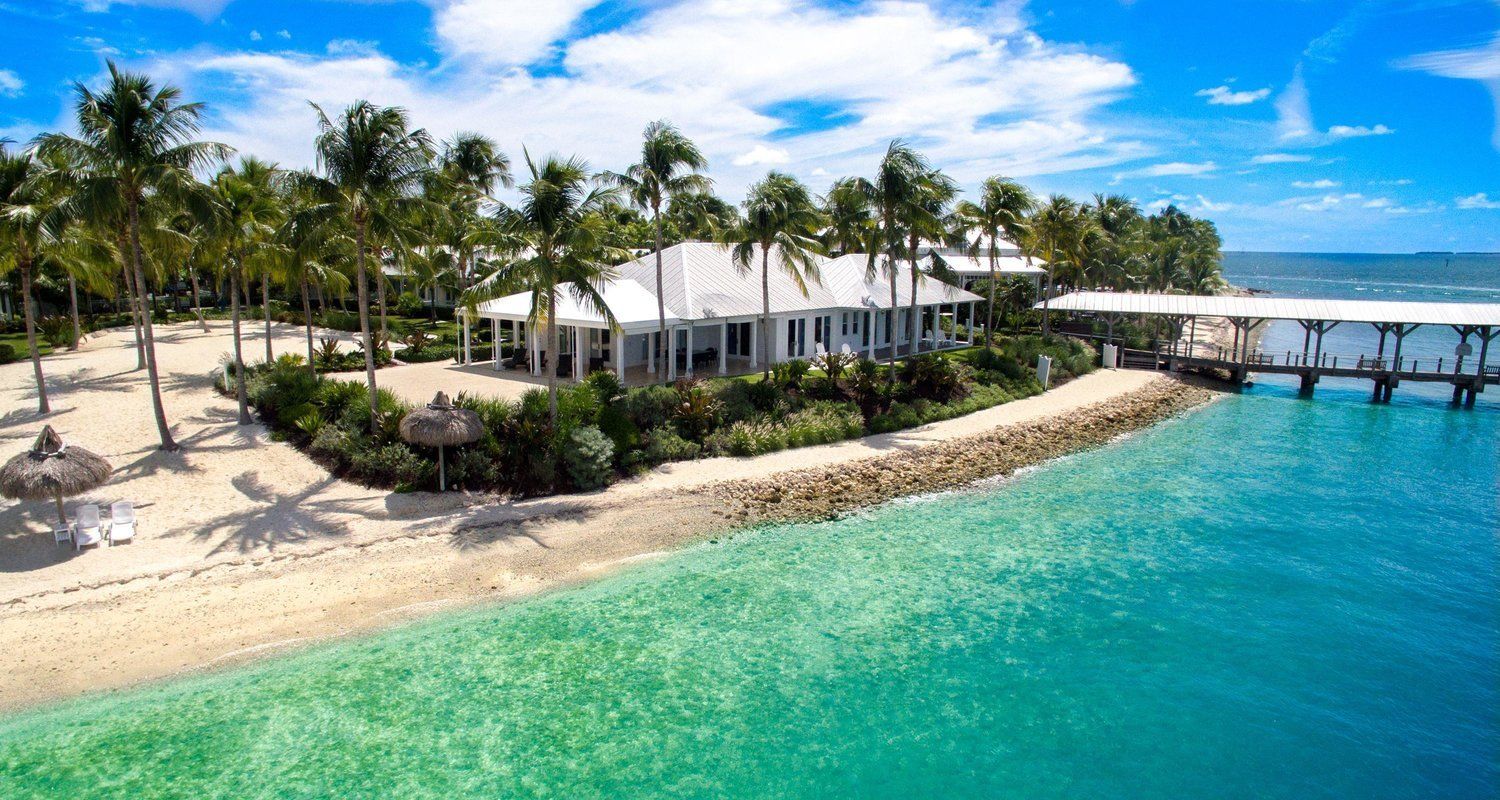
[73,504,103,551]
[840,343,853,355]
[54,525,71,547]
[109,501,136,545]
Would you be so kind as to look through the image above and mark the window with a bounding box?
[786,318,806,357]
[860,312,869,347]
[841,312,849,336]
[883,311,892,344]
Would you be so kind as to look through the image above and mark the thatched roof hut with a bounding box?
[0,426,112,527]
[398,392,482,491]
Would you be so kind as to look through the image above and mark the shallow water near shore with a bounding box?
[1,381,1495,798]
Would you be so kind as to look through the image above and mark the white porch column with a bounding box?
[719,322,728,375]
[572,327,583,381]
[461,316,471,364]
[969,301,977,343]
[492,318,500,370]
[866,310,875,359]
[749,323,758,369]
[685,320,695,377]
[666,326,677,381]
[614,329,626,383]
[647,332,655,374]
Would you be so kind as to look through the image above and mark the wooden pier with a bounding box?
[1043,292,1500,406]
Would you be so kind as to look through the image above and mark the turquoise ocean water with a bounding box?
[1,254,1495,798]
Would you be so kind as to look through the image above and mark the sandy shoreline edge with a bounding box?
[1,370,1220,714]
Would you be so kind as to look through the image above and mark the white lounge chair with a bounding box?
[73,505,103,551]
[840,343,853,355]
[54,525,72,547]
[109,501,136,545]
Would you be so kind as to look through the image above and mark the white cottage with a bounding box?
[462,242,985,384]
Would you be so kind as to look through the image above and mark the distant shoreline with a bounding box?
[1222,250,1500,257]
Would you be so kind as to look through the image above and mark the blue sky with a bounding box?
[1,0,1497,252]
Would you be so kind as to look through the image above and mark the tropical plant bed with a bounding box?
[220,335,1095,497]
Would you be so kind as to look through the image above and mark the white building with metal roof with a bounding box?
[464,242,984,383]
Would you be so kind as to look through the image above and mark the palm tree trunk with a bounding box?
[189,268,208,331]
[128,197,177,451]
[263,266,273,362]
[67,274,82,350]
[300,275,316,382]
[121,258,145,370]
[19,257,49,415]
[1040,245,1055,339]
[546,290,559,422]
[654,205,667,378]
[986,238,997,349]
[355,220,379,435]
[761,249,771,381]
[231,262,250,425]
[908,235,920,356]
[886,243,899,384]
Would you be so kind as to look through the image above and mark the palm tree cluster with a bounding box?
[2,61,1226,449]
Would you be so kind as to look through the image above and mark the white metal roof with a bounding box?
[923,253,1046,277]
[471,278,682,332]
[615,243,982,320]
[1040,291,1500,327]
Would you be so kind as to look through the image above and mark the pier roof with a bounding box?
[1040,292,1500,327]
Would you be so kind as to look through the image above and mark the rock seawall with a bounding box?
[701,376,1219,525]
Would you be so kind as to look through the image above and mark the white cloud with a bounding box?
[733,144,790,166]
[75,0,231,20]
[249,30,262,42]
[1196,85,1271,106]
[1290,192,1363,212]
[1193,194,1233,212]
[1276,65,1394,144]
[1362,197,1392,208]
[1396,34,1500,149]
[1292,179,1338,188]
[1250,153,1312,164]
[1117,161,1217,180]
[0,69,23,98]
[277,30,291,40]
[136,0,1146,199]
[433,0,603,66]
[1275,67,1315,141]
[1457,192,1500,210]
[1371,178,1412,186]
[1327,124,1393,139]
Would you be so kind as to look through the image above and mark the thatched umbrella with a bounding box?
[0,426,113,529]
[398,391,483,492]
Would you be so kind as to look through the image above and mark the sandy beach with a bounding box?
[1,321,1207,712]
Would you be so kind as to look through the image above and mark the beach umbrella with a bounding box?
[0,426,113,529]
[398,391,483,492]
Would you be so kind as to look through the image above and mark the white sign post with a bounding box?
[1036,355,1053,389]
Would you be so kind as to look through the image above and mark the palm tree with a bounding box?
[820,177,875,256]
[0,146,61,414]
[604,121,711,378]
[464,152,624,421]
[851,141,935,378]
[36,62,229,450]
[211,157,282,423]
[1029,194,1093,338]
[903,167,956,356]
[304,100,432,434]
[953,177,1035,348]
[720,172,826,380]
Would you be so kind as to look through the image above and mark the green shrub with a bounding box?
[583,370,625,404]
[318,310,361,332]
[395,292,423,317]
[621,384,677,431]
[641,425,701,464]
[349,442,433,489]
[770,358,811,390]
[745,379,782,413]
[707,379,757,425]
[447,447,499,489]
[0,343,16,364]
[671,379,720,439]
[705,401,863,457]
[395,344,457,363]
[37,316,71,348]
[597,405,640,461]
[563,425,614,490]
[898,353,969,403]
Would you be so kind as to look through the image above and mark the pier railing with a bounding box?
[1179,344,1490,378]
